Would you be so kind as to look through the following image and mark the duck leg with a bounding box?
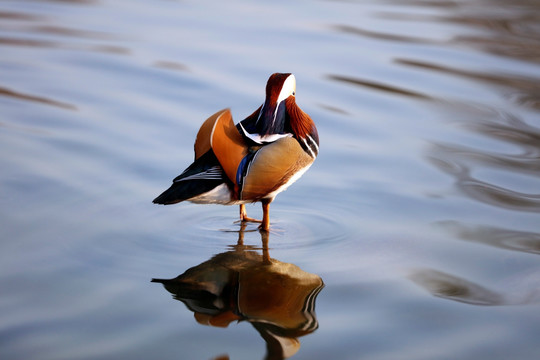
[239,204,262,223]
[260,200,271,232]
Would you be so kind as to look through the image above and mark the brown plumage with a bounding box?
[153,73,319,231]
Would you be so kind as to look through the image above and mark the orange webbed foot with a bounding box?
[240,216,262,223]
[238,204,262,223]
[238,203,271,231]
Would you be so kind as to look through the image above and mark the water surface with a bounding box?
[1,0,540,359]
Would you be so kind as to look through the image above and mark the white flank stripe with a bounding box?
[303,138,316,158]
[175,166,223,182]
[307,134,319,154]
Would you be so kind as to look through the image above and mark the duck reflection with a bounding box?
[152,226,324,360]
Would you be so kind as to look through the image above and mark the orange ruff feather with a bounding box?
[286,97,315,140]
[194,109,225,160]
[210,109,247,187]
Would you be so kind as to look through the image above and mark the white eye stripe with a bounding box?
[276,74,296,104]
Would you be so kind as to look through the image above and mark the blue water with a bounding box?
[1,0,540,359]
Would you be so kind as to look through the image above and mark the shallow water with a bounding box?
[1,0,540,359]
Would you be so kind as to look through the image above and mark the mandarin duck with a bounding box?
[153,73,319,231]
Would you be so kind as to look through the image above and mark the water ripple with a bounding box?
[331,24,438,45]
[0,5,130,56]
[384,0,540,63]
[435,220,540,255]
[396,58,540,111]
[410,266,540,306]
[427,102,540,212]
[428,152,540,212]
[0,86,76,110]
[410,269,505,306]
[327,74,432,100]
[188,207,353,255]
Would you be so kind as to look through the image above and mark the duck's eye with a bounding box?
[292,91,296,96]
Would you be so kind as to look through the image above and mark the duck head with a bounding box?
[238,73,319,159]
[256,73,296,137]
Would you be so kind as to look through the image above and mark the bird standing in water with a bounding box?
[153,73,319,231]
